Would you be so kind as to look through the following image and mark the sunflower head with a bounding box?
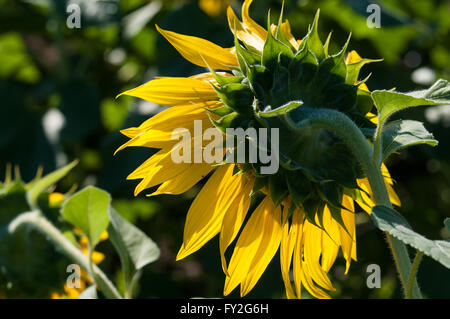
[203,8,380,229]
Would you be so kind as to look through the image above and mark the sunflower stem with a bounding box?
[285,108,422,298]
[8,211,122,299]
[406,250,424,299]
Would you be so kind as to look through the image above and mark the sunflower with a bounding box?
[116,0,400,298]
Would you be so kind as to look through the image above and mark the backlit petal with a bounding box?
[177,165,245,260]
[156,25,238,70]
[241,0,267,40]
[219,176,254,275]
[224,196,281,296]
[117,77,218,106]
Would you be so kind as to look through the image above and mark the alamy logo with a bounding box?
[366,264,381,288]
[66,4,81,29]
[367,4,381,29]
[66,264,81,289]
[171,120,280,174]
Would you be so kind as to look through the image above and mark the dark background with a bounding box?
[0,0,449,298]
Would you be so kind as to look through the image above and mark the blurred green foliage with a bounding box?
[0,0,449,298]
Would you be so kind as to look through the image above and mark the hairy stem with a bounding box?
[406,251,424,299]
[285,108,422,298]
[8,211,122,299]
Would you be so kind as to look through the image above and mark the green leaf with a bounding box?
[108,208,160,290]
[372,79,450,127]
[371,205,450,269]
[26,160,78,208]
[61,186,110,248]
[381,120,438,161]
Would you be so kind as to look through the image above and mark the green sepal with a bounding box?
[346,58,383,85]
[204,104,234,116]
[305,9,325,61]
[302,193,321,228]
[259,100,303,118]
[252,175,268,195]
[234,34,261,75]
[262,18,294,71]
[210,112,250,133]
[269,171,288,206]
[286,172,312,207]
[214,83,254,116]
[356,88,374,115]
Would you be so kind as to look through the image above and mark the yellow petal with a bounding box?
[280,20,300,50]
[387,183,402,207]
[156,25,238,70]
[121,104,209,138]
[292,213,331,299]
[115,106,213,153]
[302,221,335,291]
[241,0,267,40]
[227,6,265,52]
[240,201,282,296]
[320,207,340,273]
[130,147,193,195]
[219,175,254,275]
[224,196,281,296]
[339,196,357,273]
[149,163,214,196]
[280,207,302,299]
[177,165,244,260]
[117,77,218,106]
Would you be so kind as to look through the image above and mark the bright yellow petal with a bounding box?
[292,214,331,299]
[121,104,209,137]
[280,20,300,50]
[149,163,214,196]
[130,147,193,195]
[340,195,357,273]
[224,196,281,296]
[177,165,244,260]
[115,106,214,153]
[241,0,267,40]
[156,25,238,70]
[302,221,335,292]
[227,6,265,52]
[117,77,218,106]
[320,207,340,273]
[240,201,282,296]
[281,207,302,299]
[219,175,254,275]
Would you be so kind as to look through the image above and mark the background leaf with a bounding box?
[26,160,78,208]
[61,186,110,248]
[108,207,160,292]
